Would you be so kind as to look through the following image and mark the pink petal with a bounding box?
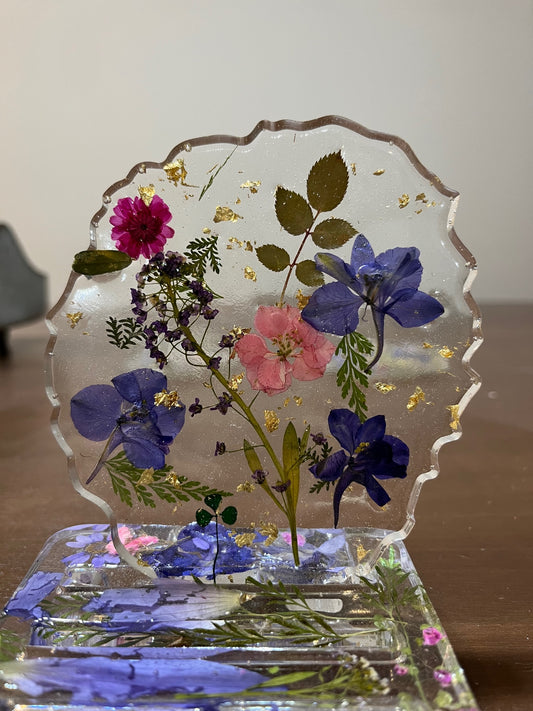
[254,305,291,339]
[235,334,268,366]
[256,356,292,395]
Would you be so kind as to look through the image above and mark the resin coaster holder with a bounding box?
[0,117,482,710]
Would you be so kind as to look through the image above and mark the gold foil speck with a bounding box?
[66,312,83,328]
[154,389,182,408]
[164,159,188,186]
[234,532,256,547]
[214,206,243,223]
[350,163,357,175]
[398,194,410,209]
[138,184,155,205]
[259,521,279,546]
[407,386,425,411]
[240,180,261,193]
[237,481,255,493]
[422,342,434,349]
[374,382,397,394]
[245,241,253,252]
[165,473,183,490]
[356,543,370,562]
[244,266,257,282]
[293,396,303,407]
[438,346,454,359]
[203,227,211,234]
[373,169,385,176]
[229,326,250,341]
[415,193,427,202]
[296,289,311,309]
[283,397,291,408]
[447,404,460,430]
[264,410,280,433]
[415,209,423,215]
[228,372,244,391]
[138,468,155,485]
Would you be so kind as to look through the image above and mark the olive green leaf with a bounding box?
[295,260,325,287]
[255,670,318,688]
[306,151,349,212]
[312,218,357,249]
[256,244,291,272]
[275,187,313,235]
[72,250,132,276]
[243,439,262,475]
[282,421,300,504]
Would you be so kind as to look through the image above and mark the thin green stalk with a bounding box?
[279,209,321,305]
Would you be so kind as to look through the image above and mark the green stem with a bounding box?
[278,210,321,305]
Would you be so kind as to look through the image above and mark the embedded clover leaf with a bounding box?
[275,187,313,235]
[195,509,214,527]
[220,506,237,525]
[306,151,349,212]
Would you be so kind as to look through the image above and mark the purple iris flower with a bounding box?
[4,571,63,620]
[70,368,186,484]
[310,409,409,526]
[301,235,444,370]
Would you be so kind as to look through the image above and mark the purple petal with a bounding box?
[62,552,91,565]
[112,368,167,404]
[310,449,347,482]
[327,408,362,454]
[4,572,63,620]
[153,402,186,438]
[70,384,122,440]
[385,289,444,327]
[301,282,362,335]
[349,234,376,274]
[357,415,386,446]
[315,252,357,285]
[122,435,167,470]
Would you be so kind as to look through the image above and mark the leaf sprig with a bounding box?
[335,330,374,420]
[105,316,145,349]
[104,452,232,508]
[183,233,221,279]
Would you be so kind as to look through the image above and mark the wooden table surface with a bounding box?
[0,303,531,710]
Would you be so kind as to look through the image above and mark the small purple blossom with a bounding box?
[272,480,291,493]
[189,398,203,417]
[62,531,120,567]
[207,356,222,371]
[422,626,444,645]
[71,368,186,484]
[311,432,328,446]
[433,668,452,686]
[202,305,219,320]
[211,392,233,415]
[181,338,196,352]
[219,333,236,349]
[310,409,409,526]
[252,469,267,484]
[214,441,226,456]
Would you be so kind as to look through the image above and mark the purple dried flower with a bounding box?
[272,480,291,493]
[219,334,236,349]
[422,627,444,645]
[189,398,203,417]
[211,392,233,414]
[252,469,267,484]
[433,668,452,686]
[207,356,222,371]
[214,441,226,456]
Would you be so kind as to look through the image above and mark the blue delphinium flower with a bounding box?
[61,528,120,567]
[141,522,255,579]
[4,571,63,621]
[70,368,185,483]
[301,235,444,370]
[310,409,409,526]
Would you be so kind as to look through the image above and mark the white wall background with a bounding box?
[1,0,532,306]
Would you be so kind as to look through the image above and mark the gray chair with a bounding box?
[0,224,47,356]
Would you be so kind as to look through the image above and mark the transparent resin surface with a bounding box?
[0,527,478,710]
[46,117,481,576]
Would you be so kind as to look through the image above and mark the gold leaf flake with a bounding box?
[422,342,434,349]
[407,386,425,411]
[237,481,255,493]
[350,163,357,175]
[229,326,250,341]
[234,532,256,547]
[374,382,397,394]
[203,227,211,234]
[415,209,423,215]
[229,236,243,247]
[240,180,261,194]
[245,241,253,252]
[66,312,83,328]
[438,346,454,359]
[166,472,183,490]
[447,404,460,430]
[398,193,410,209]
[138,184,155,205]
[283,397,290,407]
[228,372,244,391]
[415,193,427,202]
[164,159,188,186]
[259,521,279,546]
[296,289,311,309]
[138,468,155,485]
[264,410,280,433]
[356,543,370,562]
[154,389,182,408]
[235,197,241,204]
[293,396,302,406]
[214,206,243,223]
[373,169,385,176]
[244,266,257,281]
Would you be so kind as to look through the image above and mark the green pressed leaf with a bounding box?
[204,493,223,512]
[275,187,313,235]
[295,260,325,287]
[306,151,349,212]
[72,250,132,275]
[243,439,262,474]
[256,670,317,688]
[434,690,454,708]
[196,508,213,527]
[312,218,357,249]
[221,505,237,525]
[256,244,291,272]
[282,421,300,508]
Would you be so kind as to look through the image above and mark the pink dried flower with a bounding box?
[105,526,158,555]
[393,664,409,676]
[110,195,174,259]
[281,531,305,547]
[235,305,335,396]
[433,668,452,686]
[422,626,444,645]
